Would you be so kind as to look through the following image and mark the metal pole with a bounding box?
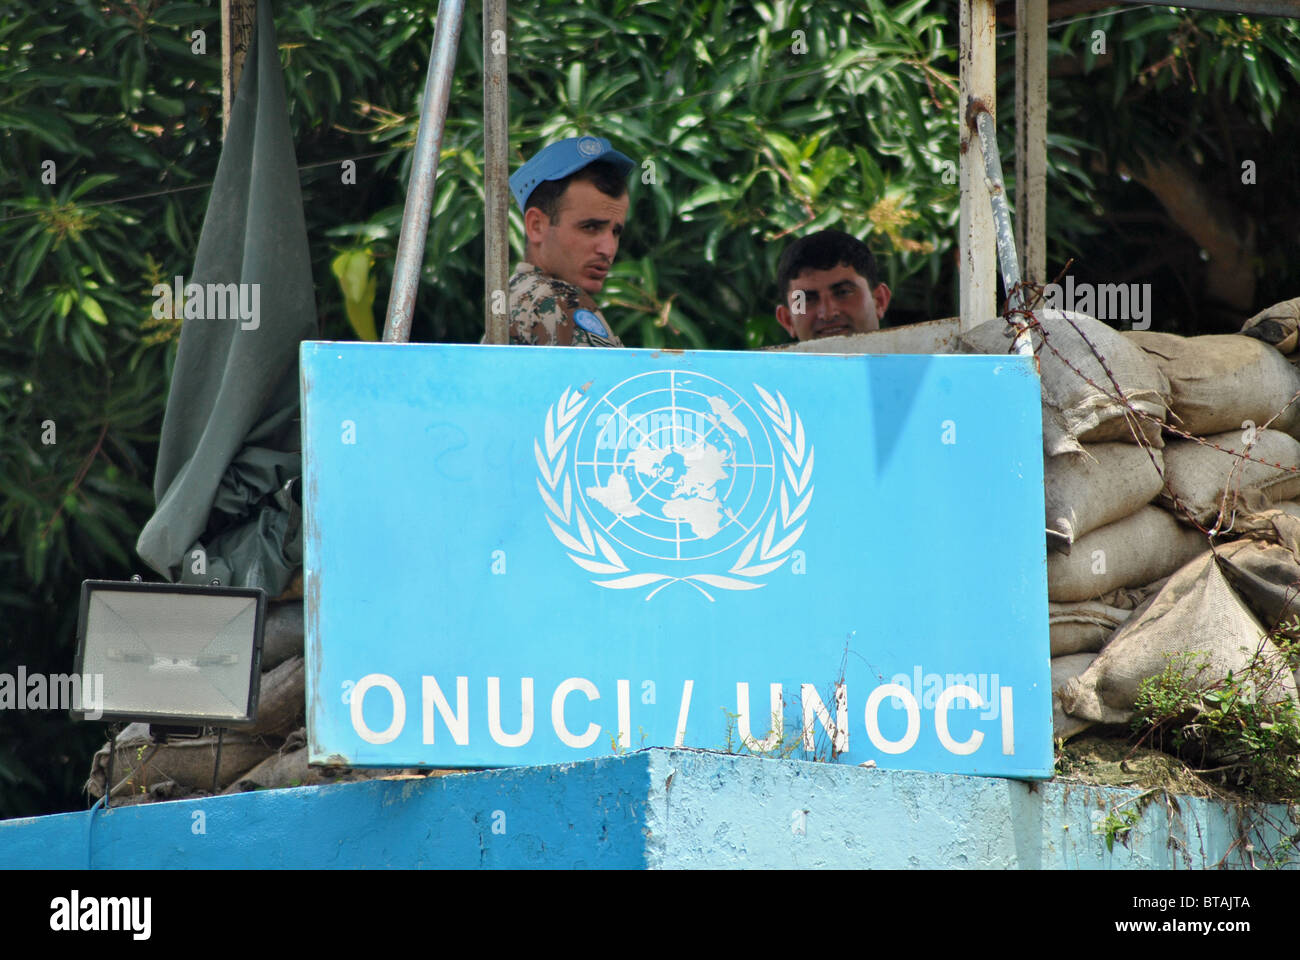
[959,0,998,332]
[973,108,1033,358]
[1014,0,1047,287]
[382,0,468,343]
[483,0,510,344]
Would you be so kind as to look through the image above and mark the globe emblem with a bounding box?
[574,372,776,561]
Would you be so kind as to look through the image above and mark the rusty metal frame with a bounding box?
[964,0,1300,337]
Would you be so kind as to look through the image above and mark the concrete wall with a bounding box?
[1,750,1292,869]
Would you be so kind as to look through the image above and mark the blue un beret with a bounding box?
[510,136,635,213]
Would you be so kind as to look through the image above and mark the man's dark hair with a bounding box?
[524,159,629,223]
[776,229,880,301]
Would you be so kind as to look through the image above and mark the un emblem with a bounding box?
[576,136,603,157]
[536,372,814,600]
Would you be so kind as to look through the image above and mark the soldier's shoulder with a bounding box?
[509,263,570,345]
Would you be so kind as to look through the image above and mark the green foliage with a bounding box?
[1132,639,1300,801]
[1044,8,1300,331]
[0,0,226,820]
[334,0,965,347]
[1094,805,1140,853]
[719,705,809,761]
[0,0,401,818]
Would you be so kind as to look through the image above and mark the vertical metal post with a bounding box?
[483,0,510,344]
[959,0,998,331]
[221,0,257,141]
[211,727,225,795]
[382,0,468,343]
[1014,0,1047,287]
[974,109,1032,358]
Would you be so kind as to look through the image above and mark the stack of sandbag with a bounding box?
[1047,575,1170,655]
[1059,551,1299,738]
[1050,323,1300,742]
[961,309,1169,458]
[960,313,1202,741]
[966,312,1300,744]
[220,728,407,793]
[1126,331,1300,525]
[961,322,1192,592]
[86,721,278,801]
[1052,508,1300,743]
[961,311,1198,591]
[1217,505,1300,645]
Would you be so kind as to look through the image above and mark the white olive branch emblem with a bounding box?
[537,382,812,601]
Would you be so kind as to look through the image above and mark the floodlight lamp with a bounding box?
[72,580,265,728]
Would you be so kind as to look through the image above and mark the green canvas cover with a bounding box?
[136,1,316,596]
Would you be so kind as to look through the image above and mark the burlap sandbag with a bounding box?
[1271,500,1300,523]
[1229,502,1300,553]
[86,723,275,799]
[1125,331,1300,436]
[1241,296,1300,355]
[1049,601,1133,656]
[262,599,304,671]
[1052,653,1097,741]
[961,311,1168,456]
[1060,552,1298,725]
[1217,539,1300,637]
[224,734,458,794]
[1096,575,1171,611]
[1046,505,1206,602]
[1045,443,1165,551]
[247,655,305,737]
[1159,429,1300,525]
[223,745,341,793]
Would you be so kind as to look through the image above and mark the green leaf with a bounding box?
[678,182,739,215]
[764,130,802,172]
[330,249,378,341]
[68,174,119,201]
[13,229,55,295]
[78,296,108,326]
[566,62,585,108]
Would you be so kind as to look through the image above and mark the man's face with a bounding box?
[524,179,629,295]
[775,264,891,340]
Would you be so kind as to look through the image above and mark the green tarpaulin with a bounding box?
[136,1,316,596]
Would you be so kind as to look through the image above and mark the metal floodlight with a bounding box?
[72,579,266,728]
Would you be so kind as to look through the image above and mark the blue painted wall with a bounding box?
[1,751,1290,869]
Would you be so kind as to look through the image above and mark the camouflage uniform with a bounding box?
[508,262,623,347]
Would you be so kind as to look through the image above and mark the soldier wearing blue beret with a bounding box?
[507,136,635,347]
